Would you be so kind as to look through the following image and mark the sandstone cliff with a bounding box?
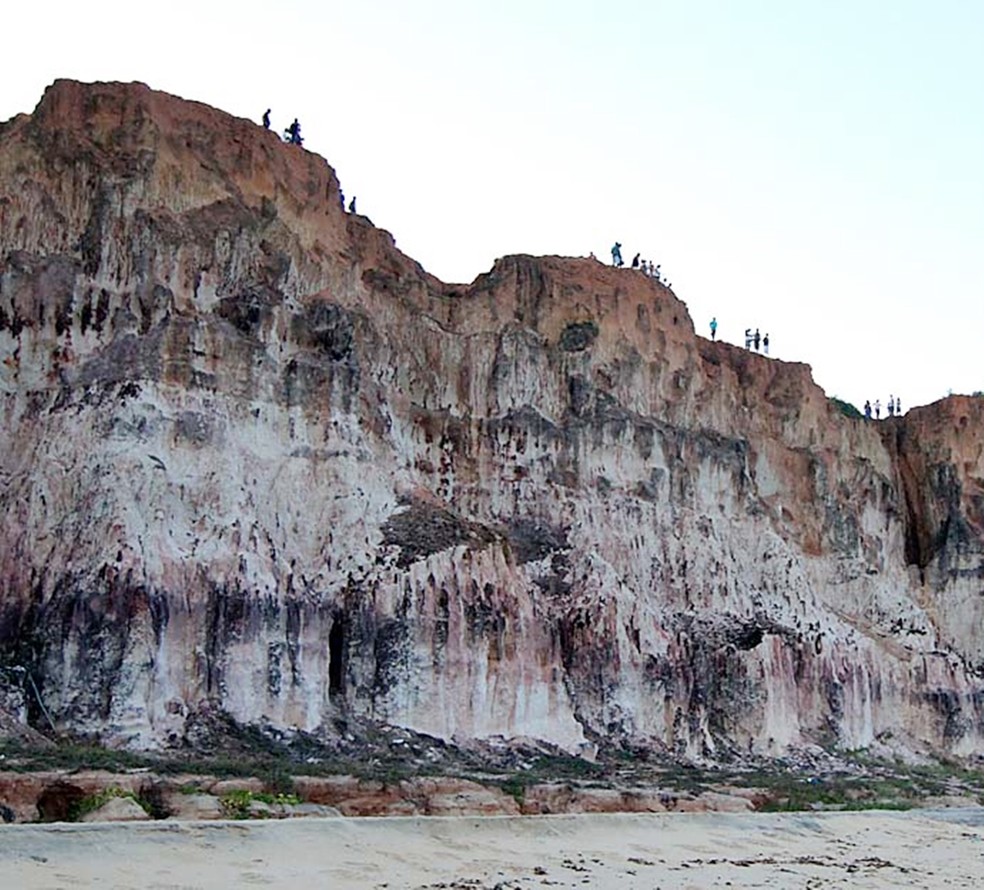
[1,80,983,759]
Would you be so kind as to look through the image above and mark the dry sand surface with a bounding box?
[3,809,984,889]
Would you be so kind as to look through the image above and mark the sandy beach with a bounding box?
[3,809,984,889]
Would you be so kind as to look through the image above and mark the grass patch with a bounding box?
[219,789,301,819]
[0,740,153,773]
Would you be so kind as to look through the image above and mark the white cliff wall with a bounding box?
[1,80,983,757]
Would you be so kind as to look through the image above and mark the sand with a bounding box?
[3,809,984,889]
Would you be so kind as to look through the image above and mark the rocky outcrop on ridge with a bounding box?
[1,80,984,761]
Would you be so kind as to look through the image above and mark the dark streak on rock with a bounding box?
[381,498,499,569]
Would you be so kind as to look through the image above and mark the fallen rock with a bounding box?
[81,795,151,822]
[246,799,277,818]
[163,792,225,821]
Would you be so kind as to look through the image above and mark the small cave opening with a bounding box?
[328,616,345,698]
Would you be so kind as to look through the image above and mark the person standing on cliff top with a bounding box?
[710,317,718,340]
[631,253,640,269]
[888,396,895,416]
[744,328,752,349]
[874,399,881,419]
[285,118,303,145]
[262,109,271,129]
[763,333,769,355]
[753,328,761,351]
[865,400,872,418]
[611,243,623,266]
[348,196,357,213]
[896,396,902,414]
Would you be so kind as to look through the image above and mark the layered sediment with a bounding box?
[2,80,984,758]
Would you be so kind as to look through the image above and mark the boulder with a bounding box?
[81,795,151,822]
[164,793,225,821]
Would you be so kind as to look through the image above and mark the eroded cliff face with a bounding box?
[2,80,984,758]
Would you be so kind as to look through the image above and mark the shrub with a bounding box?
[219,789,301,819]
[830,397,863,419]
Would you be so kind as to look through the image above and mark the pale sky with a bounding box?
[3,1,982,412]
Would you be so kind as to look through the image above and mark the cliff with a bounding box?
[2,80,983,759]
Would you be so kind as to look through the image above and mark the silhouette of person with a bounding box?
[896,396,902,415]
[611,243,623,267]
[348,196,357,213]
[262,109,271,129]
[753,328,761,351]
[864,400,872,419]
[286,119,302,145]
[763,333,769,355]
[710,317,718,340]
[744,328,752,349]
[874,399,881,419]
[631,253,640,269]
[888,396,895,417]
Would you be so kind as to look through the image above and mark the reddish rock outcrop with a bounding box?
[0,770,149,822]
[2,80,984,761]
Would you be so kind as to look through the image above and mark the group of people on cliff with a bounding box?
[743,327,769,354]
[706,318,771,356]
[261,110,359,215]
[864,396,902,419]
[263,109,304,146]
[608,243,671,287]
